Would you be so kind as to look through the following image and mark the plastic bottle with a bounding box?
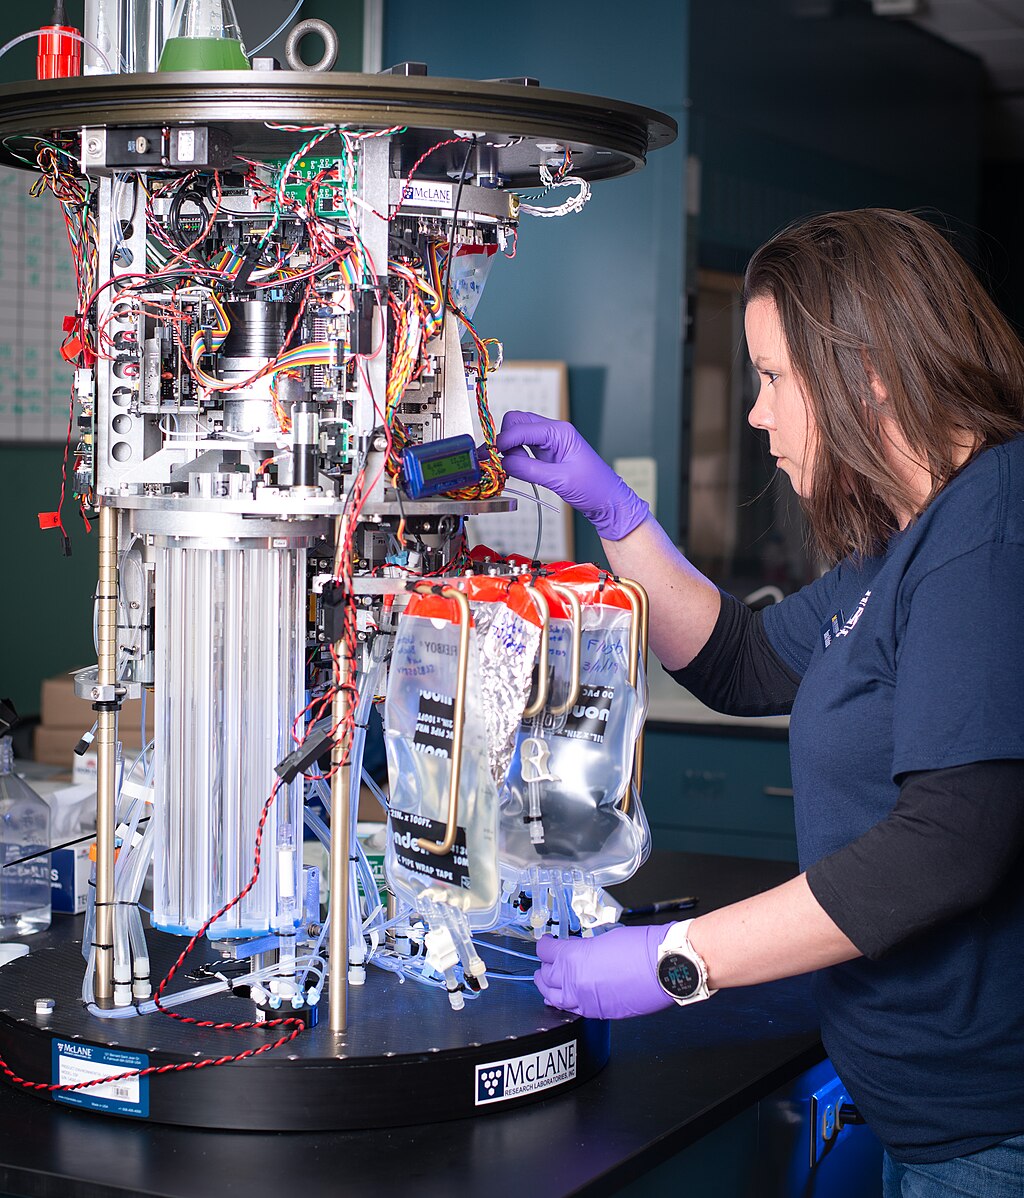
[0,737,51,938]
[158,0,249,71]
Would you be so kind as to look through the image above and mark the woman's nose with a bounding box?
[748,388,773,432]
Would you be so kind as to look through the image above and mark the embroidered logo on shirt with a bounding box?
[821,609,845,651]
[834,590,872,639]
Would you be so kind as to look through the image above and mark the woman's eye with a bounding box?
[762,371,779,387]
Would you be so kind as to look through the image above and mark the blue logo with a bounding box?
[477,1065,505,1102]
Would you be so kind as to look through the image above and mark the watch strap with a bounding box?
[656,919,718,1004]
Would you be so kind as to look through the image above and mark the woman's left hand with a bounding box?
[534,926,674,1018]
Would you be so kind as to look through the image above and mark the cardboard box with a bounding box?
[34,724,147,769]
[51,843,91,915]
[40,674,154,736]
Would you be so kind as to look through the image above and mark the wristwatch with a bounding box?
[656,919,718,1006]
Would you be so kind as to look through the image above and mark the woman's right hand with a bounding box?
[495,411,649,541]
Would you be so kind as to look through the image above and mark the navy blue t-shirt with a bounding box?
[762,434,1024,1164]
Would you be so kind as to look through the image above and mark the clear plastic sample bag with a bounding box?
[383,579,546,1003]
[499,568,651,928]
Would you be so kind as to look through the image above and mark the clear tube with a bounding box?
[0,28,114,72]
[246,0,304,58]
[153,543,305,937]
[130,0,174,72]
[86,953,323,1019]
[83,0,125,72]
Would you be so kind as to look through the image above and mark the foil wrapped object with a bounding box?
[471,602,541,786]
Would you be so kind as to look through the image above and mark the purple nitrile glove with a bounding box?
[533,926,674,1019]
[495,411,650,542]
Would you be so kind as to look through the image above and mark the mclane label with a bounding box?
[475,1040,577,1105]
[400,180,455,209]
[53,1040,150,1118]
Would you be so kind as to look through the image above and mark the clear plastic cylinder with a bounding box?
[152,542,306,937]
[84,0,174,73]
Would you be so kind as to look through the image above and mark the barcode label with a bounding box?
[53,1040,150,1118]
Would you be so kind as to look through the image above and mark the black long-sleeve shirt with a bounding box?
[666,590,1024,959]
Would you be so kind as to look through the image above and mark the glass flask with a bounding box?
[158,0,249,70]
[0,737,51,939]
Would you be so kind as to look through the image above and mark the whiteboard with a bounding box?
[0,166,79,443]
[469,360,574,563]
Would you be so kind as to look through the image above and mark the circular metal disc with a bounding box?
[0,71,676,182]
[0,940,610,1130]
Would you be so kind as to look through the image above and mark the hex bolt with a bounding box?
[371,434,387,452]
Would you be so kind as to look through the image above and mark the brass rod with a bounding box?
[329,522,353,1034]
[546,583,582,717]
[521,584,550,720]
[616,577,650,811]
[416,586,471,856]
[94,505,118,1003]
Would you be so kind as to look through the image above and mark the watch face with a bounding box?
[658,952,702,1000]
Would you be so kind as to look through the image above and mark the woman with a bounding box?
[495,209,1024,1196]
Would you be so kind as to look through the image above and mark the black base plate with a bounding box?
[0,939,608,1130]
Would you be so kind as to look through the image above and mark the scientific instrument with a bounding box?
[0,47,674,1128]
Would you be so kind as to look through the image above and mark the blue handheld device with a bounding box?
[401,435,481,499]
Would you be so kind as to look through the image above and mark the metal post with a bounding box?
[329,520,352,1033]
[94,504,118,1004]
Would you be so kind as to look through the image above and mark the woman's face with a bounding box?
[744,295,818,497]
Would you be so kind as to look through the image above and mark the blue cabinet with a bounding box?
[612,1058,883,1197]
[641,726,797,861]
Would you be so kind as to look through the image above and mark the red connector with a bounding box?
[37,2,81,80]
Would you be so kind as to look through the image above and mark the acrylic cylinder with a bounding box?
[152,542,306,938]
[84,0,174,73]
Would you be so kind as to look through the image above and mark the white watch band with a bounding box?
[656,919,718,1004]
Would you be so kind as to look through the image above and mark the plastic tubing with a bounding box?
[246,0,305,58]
[345,656,387,953]
[368,950,451,992]
[502,485,562,515]
[86,956,326,1019]
[128,905,150,997]
[0,28,113,71]
[472,937,539,964]
[111,797,146,1005]
[298,911,330,992]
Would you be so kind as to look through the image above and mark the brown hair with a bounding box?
[743,209,1024,562]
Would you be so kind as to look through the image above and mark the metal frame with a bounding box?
[0,73,676,183]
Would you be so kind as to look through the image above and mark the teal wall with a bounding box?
[689,0,985,274]
[2,3,92,716]
[382,0,690,566]
[0,0,993,741]
[678,0,988,606]
[0,1,356,717]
